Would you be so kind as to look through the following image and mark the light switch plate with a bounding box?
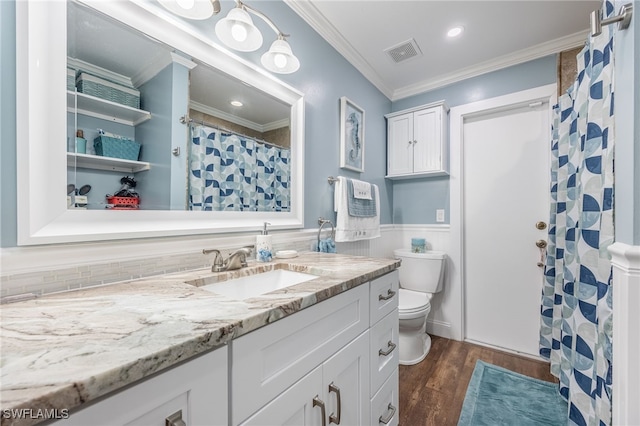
[436,209,445,223]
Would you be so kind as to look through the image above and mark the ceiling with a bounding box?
[285,1,602,100]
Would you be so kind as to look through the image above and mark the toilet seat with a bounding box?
[398,289,432,320]
[399,289,432,312]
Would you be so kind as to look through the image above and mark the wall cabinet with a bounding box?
[385,101,449,179]
[53,346,228,426]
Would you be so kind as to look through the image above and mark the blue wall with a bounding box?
[390,55,558,224]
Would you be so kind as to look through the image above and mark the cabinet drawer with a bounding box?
[370,309,399,396]
[369,270,399,326]
[371,368,399,426]
[54,347,228,426]
[231,284,369,424]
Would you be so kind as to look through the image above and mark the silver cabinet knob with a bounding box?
[379,340,397,357]
[328,383,342,424]
[313,395,327,426]
[379,403,397,424]
[165,410,186,426]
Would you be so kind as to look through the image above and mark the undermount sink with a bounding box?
[198,269,317,300]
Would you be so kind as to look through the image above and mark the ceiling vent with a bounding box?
[384,38,422,64]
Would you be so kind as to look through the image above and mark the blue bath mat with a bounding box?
[458,360,567,426]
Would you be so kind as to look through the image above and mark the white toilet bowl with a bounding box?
[398,288,433,365]
[394,249,446,366]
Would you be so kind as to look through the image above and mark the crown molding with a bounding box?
[284,0,588,102]
[392,30,588,101]
[284,0,394,99]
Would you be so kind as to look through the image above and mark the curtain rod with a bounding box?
[180,115,286,150]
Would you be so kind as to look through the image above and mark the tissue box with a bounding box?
[411,238,426,253]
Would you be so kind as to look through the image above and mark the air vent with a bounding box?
[384,38,422,64]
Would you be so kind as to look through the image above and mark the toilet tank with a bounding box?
[393,249,446,293]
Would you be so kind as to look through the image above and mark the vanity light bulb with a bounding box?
[274,53,288,69]
[176,0,195,10]
[231,23,248,42]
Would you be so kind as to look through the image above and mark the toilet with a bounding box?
[393,248,446,365]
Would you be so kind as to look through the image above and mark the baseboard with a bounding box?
[463,338,546,362]
[426,319,454,339]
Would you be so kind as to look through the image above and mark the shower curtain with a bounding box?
[188,125,291,212]
[539,2,615,425]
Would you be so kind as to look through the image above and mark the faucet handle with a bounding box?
[202,249,224,271]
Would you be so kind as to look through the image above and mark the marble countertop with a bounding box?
[0,252,399,425]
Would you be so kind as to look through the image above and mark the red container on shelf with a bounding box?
[106,196,139,209]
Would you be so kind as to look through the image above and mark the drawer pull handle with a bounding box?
[379,403,397,424]
[165,410,187,426]
[379,341,397,357]
[328,382,342,424]
[378,289,396,301]
[313,395,327,426]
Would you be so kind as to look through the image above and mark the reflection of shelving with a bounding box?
[67,91,151,126]
[67,153,150,173]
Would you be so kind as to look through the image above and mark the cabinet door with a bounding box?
[322,332,371,426]
[54,347,228,426]
[387,113,414,176]
[371,368,399,426]
[413,107,443,173]
[239,366,324,426]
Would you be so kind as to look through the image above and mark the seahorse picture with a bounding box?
[339,96,365,172]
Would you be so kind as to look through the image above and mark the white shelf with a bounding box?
[67,153,150,173]
[385,170,449,180]
[67,91,151,126]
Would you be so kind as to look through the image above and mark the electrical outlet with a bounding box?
[436,209,445,223]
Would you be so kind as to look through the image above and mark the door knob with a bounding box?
[536,239,547,248]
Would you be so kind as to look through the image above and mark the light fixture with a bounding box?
[230,100,243,107]
[216,1,300,74]
[261,36,300,74]
[215,5,263,52]
[447,26,464,38]
[158,0,220,20]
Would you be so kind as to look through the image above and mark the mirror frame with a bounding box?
[16,0,304,245]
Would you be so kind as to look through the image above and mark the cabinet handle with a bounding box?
[379,403,397,424]
[165,410,187,426]
[378,289,396,301]
[379,340,397,357]
[328,382,342,424]
[313,395,327,426]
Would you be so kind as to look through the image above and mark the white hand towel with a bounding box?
[351,179,372,200]
[334,176,380,242]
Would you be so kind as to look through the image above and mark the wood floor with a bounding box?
[398,335,558,426]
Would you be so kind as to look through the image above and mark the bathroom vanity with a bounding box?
[0,253,400,426]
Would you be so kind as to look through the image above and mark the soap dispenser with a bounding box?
[256,222,273,262]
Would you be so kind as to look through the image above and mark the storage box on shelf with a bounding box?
[76,72,141,109]
[94,134,141,161]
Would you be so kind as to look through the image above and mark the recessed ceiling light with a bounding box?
[230,100,243,107]
[447,26,464,38]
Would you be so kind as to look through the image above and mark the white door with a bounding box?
[463,100,550,357]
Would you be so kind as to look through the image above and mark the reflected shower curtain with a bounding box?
[188,125,290,212]
[539,2,615,425]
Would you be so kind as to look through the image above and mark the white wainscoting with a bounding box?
[609,242,640,426]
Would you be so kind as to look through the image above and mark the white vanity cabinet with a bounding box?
[53,346,228,426]
[231,284,370,425]
[231,270,400,426]
[385,101,449,179]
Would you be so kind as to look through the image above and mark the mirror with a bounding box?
[67,2,292,212]
[16,0,304,245]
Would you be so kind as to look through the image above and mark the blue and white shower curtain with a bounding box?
[188,125,290,212]
[539,2,615,425]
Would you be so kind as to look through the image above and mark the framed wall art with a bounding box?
[339,96,365,172]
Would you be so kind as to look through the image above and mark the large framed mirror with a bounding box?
[16,0,304,245]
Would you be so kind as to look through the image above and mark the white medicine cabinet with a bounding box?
[385,101,449,179]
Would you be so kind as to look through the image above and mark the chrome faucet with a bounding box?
[203,246,254,272]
